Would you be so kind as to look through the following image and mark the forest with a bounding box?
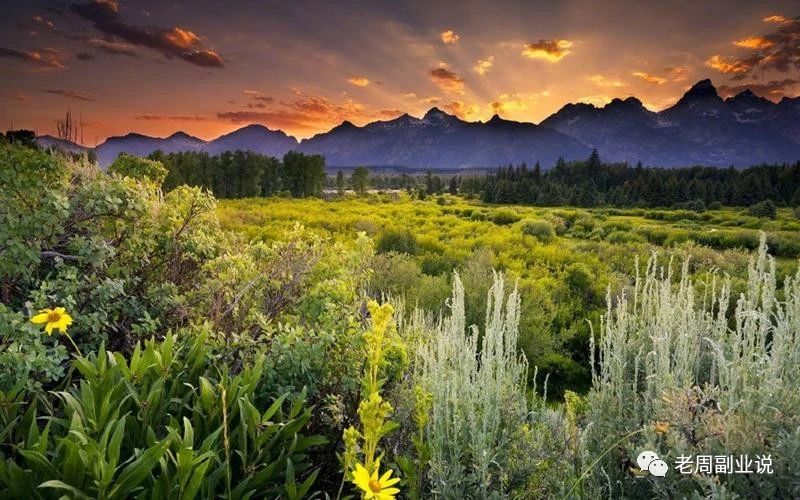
[1,139,799,499]
[145,146,800,212]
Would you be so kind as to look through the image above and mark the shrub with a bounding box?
[412,273,529,497]
[108,153,168,185]
[563,263,593,297]
[491,209,520,225]
[1,144,225,355]
[520,219,556,243]
[748,199,777,219]
[585,235,800,498]
[376,228,420,254]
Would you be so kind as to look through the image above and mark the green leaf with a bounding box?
[38,480,91,499]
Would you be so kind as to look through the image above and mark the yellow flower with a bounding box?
[352,460,400,500]
[30,307,73,335]
[654,421,670,434]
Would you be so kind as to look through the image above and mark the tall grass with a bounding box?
[586,234,800,497]
[413,272,529,497]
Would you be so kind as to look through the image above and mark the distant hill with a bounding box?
[36,135,92,155]
[38,79,800,169]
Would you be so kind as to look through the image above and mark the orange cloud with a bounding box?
[430,67,465,93]
[164,27,202,49]
[734,36,774,49]
[521,39,573,62]
[588,74,626,88]
[632,71,667,84]
[348,77,370,87]
[705,54,750,74]
[443,100,479,119]
[440,30,460,44]
[665,66,689,82]
[378,108,403,118]
[216,95,398,137]
[490,94,528,114]
[473,56,494,75]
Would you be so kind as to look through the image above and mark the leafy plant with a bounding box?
[0,332,324,499]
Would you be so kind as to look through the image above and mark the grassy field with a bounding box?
[217,194,800,395]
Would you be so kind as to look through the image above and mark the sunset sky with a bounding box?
[1,1,799,144]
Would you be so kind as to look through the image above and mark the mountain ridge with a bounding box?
[36,79,800,168]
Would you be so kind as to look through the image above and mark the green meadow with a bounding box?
[2,144,800,498]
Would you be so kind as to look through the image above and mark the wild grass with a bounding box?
[586,234,800,497]
[410,272,529,497]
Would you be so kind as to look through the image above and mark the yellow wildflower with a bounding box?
[30,307,73,335]
[352,460,400,500]
[654,421,670,434]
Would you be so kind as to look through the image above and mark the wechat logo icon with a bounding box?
[637,450,668,477]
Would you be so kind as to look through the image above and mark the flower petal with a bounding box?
[352,463,372,493]
[382,476,400,488]
[44,323,54,335]
[30,313,49,324]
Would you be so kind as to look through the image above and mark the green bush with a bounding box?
[108,153,168,185]
[748,199,777,219]
[491,209,520,225]
[520,219,556,243]
[376,228,420,254]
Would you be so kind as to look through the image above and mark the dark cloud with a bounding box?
[719,78,799,100]
[0,46,65,69]
[430,67,465,92]
[70,0,224,67]
[28,15,56,34]
[86,37,138,56]
[707,15,800,80]
[76,51,95,61]
[45,89,95,101]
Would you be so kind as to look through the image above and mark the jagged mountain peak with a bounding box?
[687,78,717,96]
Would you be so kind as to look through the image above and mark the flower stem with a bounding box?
[63,331,82,357]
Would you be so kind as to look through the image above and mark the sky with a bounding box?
[1,0,799,144]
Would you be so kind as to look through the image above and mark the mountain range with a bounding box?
[37,79,800,169]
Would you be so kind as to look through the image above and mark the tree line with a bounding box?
[480,150,800,209]
[148,150,326,198]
